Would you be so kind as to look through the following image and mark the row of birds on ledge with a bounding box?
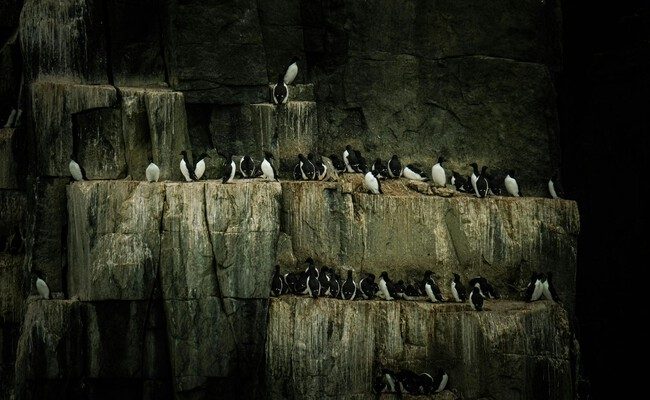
[68,146,565,199]
[374,367,449,395]
[270,258,560,311]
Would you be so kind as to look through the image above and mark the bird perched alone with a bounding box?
[145,157,160,182]
[34,272,50,299]
[283,56,299,85]
[504,169,522,197]
[69,156,87,181]
[272,72,289,105]
[548,172,564,199]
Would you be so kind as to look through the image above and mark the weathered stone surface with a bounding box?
[165,297,268,397]
[0,128,18,188]
[14,300,86,395]
[281,177,579,314]
[31,81,116,177]
[15,299,170,398]
[166,0,269,104]
[0,188,25,254]
[207,100,318,173]
[0,27,21,122]
[25,178,68,293]
[74,107,128,179]
[67,181,165,300]
[316,56,560,196]
[107,0,167,86]
[160,183,217,299]
[205,182,281,298]
[19,0,108,83]
[121,87,192,182]
[267,297,572,400]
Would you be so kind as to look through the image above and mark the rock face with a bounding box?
[0,0,577,399]
[282,177,579,314]
[267,297,573,400]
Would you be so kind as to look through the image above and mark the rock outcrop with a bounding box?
[0,0,577,399]
[267,297,573,400]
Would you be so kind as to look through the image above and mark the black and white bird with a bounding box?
[292,163,302,180]
[393,280,407,299]
[476,166,489,198]
[283,56,299,85]
[272,72,289,105]
[396,369,421,394]
[469,162,480,196]
[239,155,256,178]
[432,368,449,393]
[69,156,87,181]
[469,276,499,299]
[341,270,357,300]
[524,272,544,302]
[363,169,383,194]
[372,158,389,179]
[403,164,429,181]
[194,153,209,180]
[284,272,299,294]
[329,154,346,173]
[451,273,467,302]
[179,151,197,182]
[145,157,160,182]
[403,283,422,301]
[419,372,436,394]
[388,155,403,178]
[541,272,560,302]
[310,153,327,180]
[359,273,378,300]
[374,369,399,393]
[261,151,279,181]
[219,152,236,184]
[423,270,444,302]
[548,173,563,199]
[298,153,316,180]
[35,274,50,299]
[451,171,468,192]
[487,171,504,196]
[329,271,341,298]
[270,265,284,297]
[504,169,522,197]
[343,145,359,173]
[431,156,447,187]
[354,150,367,172]
[318,267,331,296]
[378,272,395,300]
[306,264,321,299]
[470,283,484,311]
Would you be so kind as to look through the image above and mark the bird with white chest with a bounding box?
[504,169,522,197]
[145,157,160,182]
[363,169,383,194]
[431,156,447,187]
[283,56,299,85]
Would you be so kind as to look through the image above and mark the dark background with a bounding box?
[560,0,648,397]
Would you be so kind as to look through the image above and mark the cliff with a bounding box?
[0,0,576,399]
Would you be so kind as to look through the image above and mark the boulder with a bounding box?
[267,297,573,399]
